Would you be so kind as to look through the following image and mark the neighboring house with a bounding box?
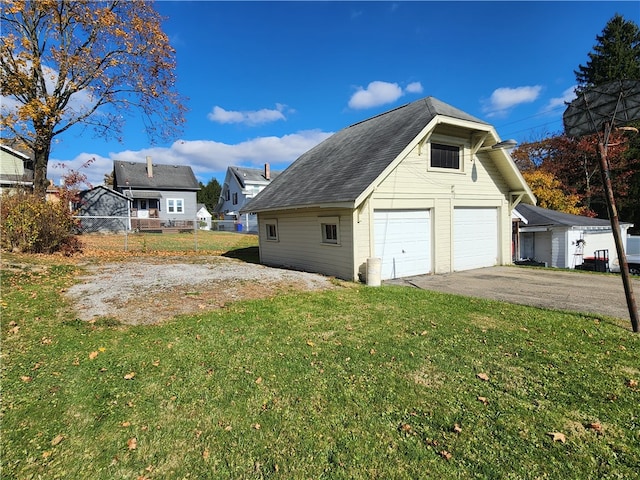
[113,157,200,229]
[196,203,212,230]
[215,164,280,232]
[0,142,34,193]
[514,203,633,270]
[75,185,132,233]
[241,96,535,282]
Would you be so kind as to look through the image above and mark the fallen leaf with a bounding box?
[255,377,263,384]
[224,425,232,431]
[42,450,52,459]
[121,421,131,427]
[203,448,210,460]
[98,347,106,352]
[453,423,462,434]
[252,423,261,430]
[124,372,136,380]
[587,422,603,433]
[20,376,32,383]
[9,326,20,334]
[306,340,315,347]
[399,423,412,433]
[152,360,160,367]
[127,437,137,450]
[370,348,376,355]
[477,396,488,405]
[627,379,638,388]
[476,373,489,382]
[439,450,452,460]
[51,434,64,446]
[547,432,566,443]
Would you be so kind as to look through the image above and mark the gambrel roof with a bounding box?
[242,96,533,213]
[113,160,200,191]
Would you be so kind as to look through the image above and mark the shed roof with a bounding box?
[516,204,632,229]
[114,160,200,191]
[242,96,531,213]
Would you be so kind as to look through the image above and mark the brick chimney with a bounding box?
[264,163,270,180]
[146,156,153,178]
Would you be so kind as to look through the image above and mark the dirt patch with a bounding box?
[65,256,335,325]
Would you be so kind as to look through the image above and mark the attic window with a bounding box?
[430,143,460,169]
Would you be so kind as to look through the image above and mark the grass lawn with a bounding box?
[1,233,639,479]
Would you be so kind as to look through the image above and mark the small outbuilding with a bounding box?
[513,203,633,270]
[242,96,536,282]
[75,185,132,233]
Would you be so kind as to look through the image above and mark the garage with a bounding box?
[454,207,498,271]
[374,210,431,280]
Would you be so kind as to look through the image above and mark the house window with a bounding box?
[167,198,184,214]
[232,192,238,205]
[430,143,460,169]
[265,221,278,241]
[319,216,340,245]
[225,189,230,201]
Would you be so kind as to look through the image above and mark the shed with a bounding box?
[514,203,633,270]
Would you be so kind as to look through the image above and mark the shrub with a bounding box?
[0,190,82,254]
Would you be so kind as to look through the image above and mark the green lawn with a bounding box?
[1,245,639,479]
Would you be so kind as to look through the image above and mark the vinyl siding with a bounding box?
[370,136,511,274]
[258,208,354,280]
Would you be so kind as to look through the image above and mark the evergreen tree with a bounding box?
[574,14,640,94]
[197,178,222,214]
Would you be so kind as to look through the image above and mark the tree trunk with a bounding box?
[33,133,52,198]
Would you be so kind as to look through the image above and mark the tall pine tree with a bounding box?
[574,13,640,94]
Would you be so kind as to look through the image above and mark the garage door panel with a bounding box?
[374,210,431,280]
[454,208,498,271]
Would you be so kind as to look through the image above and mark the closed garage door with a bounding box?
[454,208,498,271]
[374,210,431,280]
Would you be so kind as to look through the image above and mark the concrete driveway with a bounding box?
[384,266,640,322]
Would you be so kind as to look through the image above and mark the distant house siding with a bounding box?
[258,208,354,280]
[77,187,130,233]
[158,191,198,223]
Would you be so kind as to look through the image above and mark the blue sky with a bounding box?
[47,1,640,187]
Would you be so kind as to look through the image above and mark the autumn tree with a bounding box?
[0,0,186,196]
[522,170,586,215]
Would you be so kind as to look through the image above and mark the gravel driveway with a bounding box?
[385,266,640,323]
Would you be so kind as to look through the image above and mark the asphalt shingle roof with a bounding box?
[242,96,488,213]
[114,160,200,191]
[230,166,281,187]
[516,204,630,228]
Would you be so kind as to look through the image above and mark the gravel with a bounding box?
[65,256,334,325]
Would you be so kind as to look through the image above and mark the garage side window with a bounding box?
[167,198,184,214]
[265,220,278,241]
[319,216,340,245]
[431,143,460,169]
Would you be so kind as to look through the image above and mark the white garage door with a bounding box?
[454,208,498,271]
[374,210,431,280]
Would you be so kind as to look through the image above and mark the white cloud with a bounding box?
[543,86,576,113]
[48,129,333,187]
[208,104,289,126]
[405,82,424,94]
[483,85,543,116]
[349,81,401,109]
[349,81,422,109]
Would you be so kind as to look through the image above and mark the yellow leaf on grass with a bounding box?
[21,376,32,383]
[89,351,99,360]
[306,340,315,347]
[51,434,64,446]
[453,424,462,433]
[127,437,137,450]
[476,373,489,382]
[124,372,136,380]
[477,396,488,405]
[547,432,566,443]
[439,450,452,460]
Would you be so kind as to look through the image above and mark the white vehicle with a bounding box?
[610,254,640,275]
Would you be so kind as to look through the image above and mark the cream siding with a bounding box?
[368,134,512,275]
[258,208,354,280]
